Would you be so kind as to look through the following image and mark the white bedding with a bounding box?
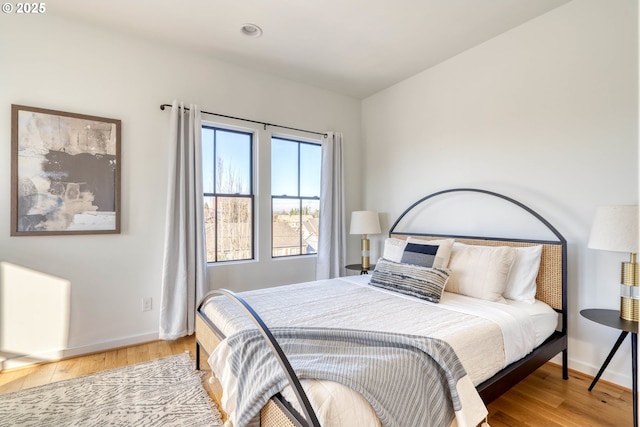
[204,275,558,426]
[352,275,558,363]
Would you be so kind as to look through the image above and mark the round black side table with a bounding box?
[580,308,637,427]
[345,264,375,275]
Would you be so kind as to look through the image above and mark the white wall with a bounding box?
[0,262,70,368]
[0,13,362,357]
[362,0,638,388]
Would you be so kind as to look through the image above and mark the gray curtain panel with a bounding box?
[160,100,207,340]
[316,131,346,279]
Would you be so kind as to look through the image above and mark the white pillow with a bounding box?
[382,238,407,263]
[446,243,517,303]
[503,245,543,304]
[405,237,455,269]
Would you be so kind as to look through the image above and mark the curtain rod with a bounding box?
[160,103,327,138]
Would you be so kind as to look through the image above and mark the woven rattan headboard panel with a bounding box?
[390,235,563,311]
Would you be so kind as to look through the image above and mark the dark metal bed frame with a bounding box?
[387,188,568,404]
[196,188,568,427]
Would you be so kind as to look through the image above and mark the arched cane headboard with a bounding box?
[387,188,569,402]
[388,188,567,321]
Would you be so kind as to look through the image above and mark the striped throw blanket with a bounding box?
[220,327,476,427]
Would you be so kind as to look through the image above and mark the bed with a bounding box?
[195,188,568,427]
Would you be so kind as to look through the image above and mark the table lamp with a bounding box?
[349,211,381,270]
[588,205,639,321]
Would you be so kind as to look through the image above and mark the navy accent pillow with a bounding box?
[401,242,439,267]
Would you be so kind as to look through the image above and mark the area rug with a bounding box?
[0,352,223,426]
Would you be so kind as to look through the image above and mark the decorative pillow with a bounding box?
[404,237,454,269]
[503,245,543,304]
[369,258,451,303]
[382,238,408,263]
[446,243,517,303]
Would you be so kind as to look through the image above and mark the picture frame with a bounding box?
[11,105,121,236]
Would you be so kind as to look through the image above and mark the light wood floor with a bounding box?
[487,363,633,427]
[0,336,633,427]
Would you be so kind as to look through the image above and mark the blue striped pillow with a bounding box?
[369,258,451,303]
[400,242,439,267]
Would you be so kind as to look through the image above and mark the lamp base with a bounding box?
[620,297,639,321]
[620,259,638,321]
[361,237,370,270]
[620,297,640,322]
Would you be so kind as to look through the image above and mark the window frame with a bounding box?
[271,136,321,259]
[202,124,255,264]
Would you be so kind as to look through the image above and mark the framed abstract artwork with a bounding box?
[11,105,121,235]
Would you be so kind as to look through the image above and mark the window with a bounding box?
[202,126,253,263]
[271,137,321,257]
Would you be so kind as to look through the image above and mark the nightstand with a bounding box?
[345,264,375,275]
[580,308,638,427]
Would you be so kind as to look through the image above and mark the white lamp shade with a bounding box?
[588,205,639,253]
[350,211,381,235]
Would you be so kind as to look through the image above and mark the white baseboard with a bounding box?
[1,332,160,371]
[571,359,631,390]
[551,353,632,390]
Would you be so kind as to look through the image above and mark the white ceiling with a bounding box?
[49,0,571,99]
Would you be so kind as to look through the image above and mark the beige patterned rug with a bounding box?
[0,352,223,426]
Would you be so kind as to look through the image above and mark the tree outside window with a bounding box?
[202,126,253,263]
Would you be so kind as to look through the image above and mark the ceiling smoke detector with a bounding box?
[241,23,263,38]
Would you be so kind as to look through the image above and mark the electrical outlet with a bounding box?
[142,297,152,312]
